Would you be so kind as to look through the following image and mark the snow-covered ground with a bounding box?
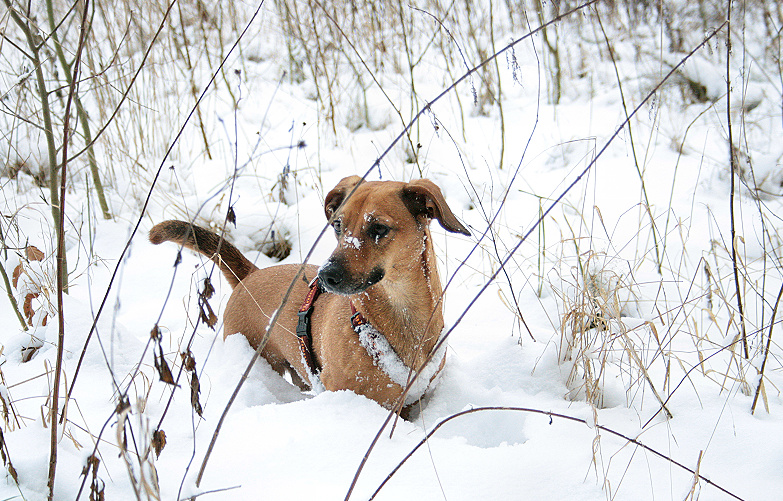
[1,1,782,499]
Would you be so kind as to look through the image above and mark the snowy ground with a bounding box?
[1,1,782,500]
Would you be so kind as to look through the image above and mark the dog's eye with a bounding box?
[332,220,343,235]
[368,223,390,241]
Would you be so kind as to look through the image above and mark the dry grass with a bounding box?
[0,0,781,499]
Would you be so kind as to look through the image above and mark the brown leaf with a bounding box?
[90,483,105,501]
[181,351,197,372]
[190,372,203,417]
[154,345,176,385]
[151,429,167,458]
[0,428,7,464]
[12,264,22,289]
[84,454,103,501]
[0,428,18,484]
[150,324,161,341]
[21,345,38,363]
[41,314,48,327]
[7,463,17,484]
[202,277,215,299]
[81,454,100,476]
[199,298,217,329]
[23,293,38,324]
[227,206,236,226]
[115,395,130,415]
[25,245,44,261]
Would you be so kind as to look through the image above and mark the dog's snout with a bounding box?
[318,257,385,296]
[318,259,345,291]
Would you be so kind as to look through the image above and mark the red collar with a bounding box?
[350,301,369,328]
[296,279,371,377]
[296,277,322,376]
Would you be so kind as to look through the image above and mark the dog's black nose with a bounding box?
[318,259,344,292]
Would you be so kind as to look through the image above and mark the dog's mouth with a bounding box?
[318,259,385,296]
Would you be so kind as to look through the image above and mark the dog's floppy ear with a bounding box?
[402,179,470,236]
[324,175,363,219]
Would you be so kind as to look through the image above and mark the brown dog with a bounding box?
[149,175,469,411]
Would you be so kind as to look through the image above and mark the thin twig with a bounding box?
[46,0,110,219]
[725,0,749,359]
[368,406,743,501]
[1,0,60,260]
[178,484,241,500]
[642,320,768,429]
[751,281,783,414]
[48,1,90,498]
[0,259,27,331]
[594,7,662,274]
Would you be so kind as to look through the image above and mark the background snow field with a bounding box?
[1,0,782,499]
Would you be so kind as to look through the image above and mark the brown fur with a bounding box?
[149,176,469,409]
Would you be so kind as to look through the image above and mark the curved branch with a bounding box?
[369,406,743,501]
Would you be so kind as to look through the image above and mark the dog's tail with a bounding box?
[149,220,257,288]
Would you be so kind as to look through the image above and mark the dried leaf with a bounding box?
[181,351,197,372]
[150,324,161,341]
[12,264,22,289]
[202,277,215,299]
[0,429,18,484]
[25,245,44,261]
[227,206,236,226]
[84,454,103,501]
[81,454,100,476]
[23,293,38,324]
[0,428,6,464]
[181,350,202,416]
[115,395,131,416]
[21,345,38,363]
[199,298,217,329]
[151,429,167,458]
[154,345,176,385]
[90,482,105,501]
[190,372,203,417]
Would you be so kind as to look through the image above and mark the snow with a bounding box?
[0,1,782,500]
[344,234,362,250]
[354,322,446,406]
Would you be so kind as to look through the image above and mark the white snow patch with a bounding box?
[344,234,362,249]
[354,323,446,406]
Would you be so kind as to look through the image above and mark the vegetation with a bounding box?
[0,0,780,498]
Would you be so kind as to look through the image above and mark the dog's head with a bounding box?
[317,176,470,296]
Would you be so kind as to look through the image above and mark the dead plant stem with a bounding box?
[725,0,749,358]
[751,280,783,413]
[57,0,177,171]
[594,8,662,273]
[309,0,419,166]
[0,259,27,330]
[46,0,111,220]
[2,0,61,280]
[489,0,505,170]
[49,1,90,498]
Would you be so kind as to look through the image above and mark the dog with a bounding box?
[149,175,470,411]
